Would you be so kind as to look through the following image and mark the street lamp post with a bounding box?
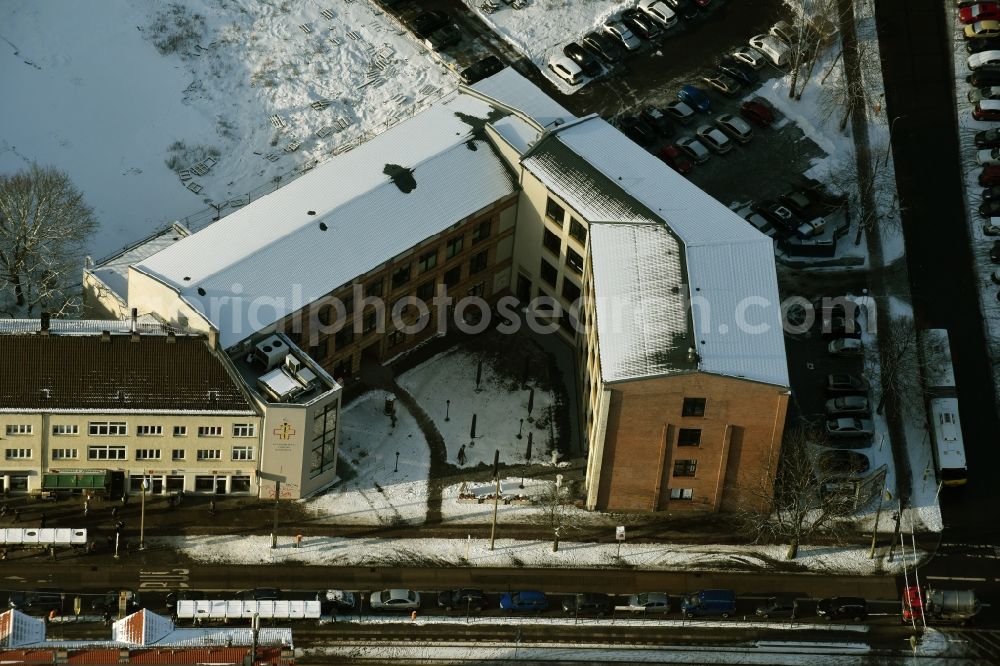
[516,418,524,440]
[445,399,451,422]
[394,451,400,473]
[139,476,150,551]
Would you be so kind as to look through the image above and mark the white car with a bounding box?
[969,49,1000,69]
[715,114,754,143]
[828,337,863,356]
[638,0,678,28]
[370,588,421,611]
[769,20,797,46]
[695,124,733,154]
[749,34,790,67]
[732,46,767,69]
[604,20,642,51]
[548,56,583,85]
[676,136,710,164]
[825,417,875,438]
[978,147,1000,165]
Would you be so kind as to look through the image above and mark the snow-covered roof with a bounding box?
[88,226,188,300]
[470,68,574,129]
[589,224,694,382]
[527,117,789,387]
[0,316,168,336]
[490,115,541,155]
[112,610,292,647]
[135,93,516,349]
[0,610,46,648]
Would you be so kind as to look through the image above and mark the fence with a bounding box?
[0,528,88,546]
[176,599,321,620]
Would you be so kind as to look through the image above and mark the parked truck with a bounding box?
[902,586,981,625]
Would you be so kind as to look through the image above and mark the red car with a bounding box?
[960,3,1000,24]
[980,164,1000,186]
[740,100,774,128]
[659,144,694,174]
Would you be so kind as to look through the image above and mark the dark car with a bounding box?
[740,100,775,127]
[425,24,461,50]
[826,373,869,394]
[968,64,1000,87]
[437,589,487,611]
[678,84,711,112]
[622,9,662,40]
[967,37,1000,53]
[411,10,449,38]
[818,450,871,476]
[619,115,657,146]
[992,240,1000,262]
[460,56,504,84]
[235,588,281,601]
[561,593,613,616]
[983,184,1000,200]
[165,590,205,610]
[755,596,799,619]
[817,597,867,621]
[977,128,1000,148]
[752,200,802,235]
[981,165,1000,186]
[563,42,602,77]
[717,56,759,86]
[664,0,700,20]
[91,590,141,614]
[8,588,64,612]
[319,589,357,613]
[641,106,673,136]
[659,144,694,174]
[582,31,625,63]
[778,190,816,217]
[500,590,548,612]
[981,199,1000,217]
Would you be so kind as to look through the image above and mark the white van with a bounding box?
[969,50,1000,70]
[547,56,583,85]
[749,34,791,67]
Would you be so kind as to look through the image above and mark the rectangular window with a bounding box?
[172,449,186,461]
[135,449,161,461]
[677,428,702,447]
[569,218,587,244]
[418,249,438,273]
[472,219,491,243]
[137,425,163,437]
[173,425,187,437]
[88,445,126,461]
[51,448,78,460]
[366,278,383,298]
[231,475,252,493]
[444,266,461,288]
[446,235,464,259]
[416,280,435,301]
[561,278,581,303]
[196,449,221,461]
[312,338,329,361]
[469,250,488,275]
[682,398,707,417]
[51,425,79,436]
[362,311,377,334]
[335,326,354,349]
[89,421,127,436]
[545,197,565,224]
[197,426,223,438]
[565,247,584,274]
[543,228,561,256]
[540,259,558,287]
[5,424,32,436]
[467,282,485,298]
[673,459,698,477]
[332,356,353,379]
[669,487,694,501]
[232,423,256,438]
[5,448,31,460]
[341,294,354,315]
[388,330,405,348]
[232,445,254,461]
[195,476,215,492]
[391,263,411,289]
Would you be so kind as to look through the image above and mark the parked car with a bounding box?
[734,204,778,236]
[676,136,710,164]
[624,592,671,613]
[818,450,871,477]
[769,20,798,46]
[696,124,733,153]
[992,268,1000,283]
[91,590,142,614]
[740,100,775,127]
[663,0,700,20]
[828,337,864,356]
[641,106,673,135]
[969,49,1000,69]
[817,597,868,621]
[563,42,602,77]
[982,200,1000,218]
[622,9,662,40]
[370,588,421,611]
[961,3,1000,24]
[582,31,625,63]
[970,86,1000,105]
[778,190,815,217]
[320,589,357,612]
[967,36,1000,53]
[665,100,696,123]
[825,417,875,438]
[992,239,1000,262]
[638,0,678,28]
[235,588,281,601]
[437,589,487,611]
[619,115,657,146]
[974,99,1000,120]
[548,56,583,85]
[982,165,1000,186]
[681,589,737,618]
[604,20,642,51]
[755,596,799,619]
[459,56,504,84]
[966,20,1000,39]
[752,200,801,234]
[980,147,1000,167]
[827,373,869,393]
[968,64,1000,86]
[8,589,65,611]
[425,24,461,50]
[659,144,694,173]
[561,593,613,616]
[717,56,759,85]
[678,84,711,112]
[411,10,449,38]
[732,46,767,69]
[984,220,1000,235]
[748,34,791,67]
[715,114,753,143]
[500,590,548,612]
[826,395,871,416]
[984,186,1000,204]
[977,128,1000,148]
[165,590,205,610]
[701,73,741,96]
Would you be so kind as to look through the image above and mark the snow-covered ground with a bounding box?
[0,0,454,259]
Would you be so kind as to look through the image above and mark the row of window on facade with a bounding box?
[5,423,256,438]
[128,474,252,494]
[544,197,589,246]
[4,445,254,462]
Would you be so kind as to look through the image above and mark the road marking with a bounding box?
[924,576,986,582]
[139,568,190,590]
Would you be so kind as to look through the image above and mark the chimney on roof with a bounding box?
[687,346,698,364]
[101,330,111,343]
[131,308,138,333]
[40,312,50,335]
[166,331,177,344]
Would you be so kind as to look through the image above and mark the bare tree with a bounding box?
[734,426,855,559]
[784,1,840,100]
[0,164,97,316]
[869,316,947,416]
[542,477,571,553]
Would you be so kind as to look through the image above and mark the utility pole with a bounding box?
[489,450,500,551]
[271,480,281,549]
[139,476,150,550]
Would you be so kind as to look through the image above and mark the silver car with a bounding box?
[695,124,733,154]
[625,592,671,612]
[665,100,695,124]
[604,21,642,51]
[825,417,875,438]
[677,136,710,164]
[370,588,421,611]
[732,46,767,69]
[715,114,754,144]
[824,395,870,416]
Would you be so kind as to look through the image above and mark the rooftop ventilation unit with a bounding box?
[284,354,302,375]
[254,335,286,370]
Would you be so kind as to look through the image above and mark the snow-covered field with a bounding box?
[0,0,454,258]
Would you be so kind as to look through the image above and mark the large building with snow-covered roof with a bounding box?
[86,68,789,513]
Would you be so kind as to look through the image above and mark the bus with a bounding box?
[919,329,968,487]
